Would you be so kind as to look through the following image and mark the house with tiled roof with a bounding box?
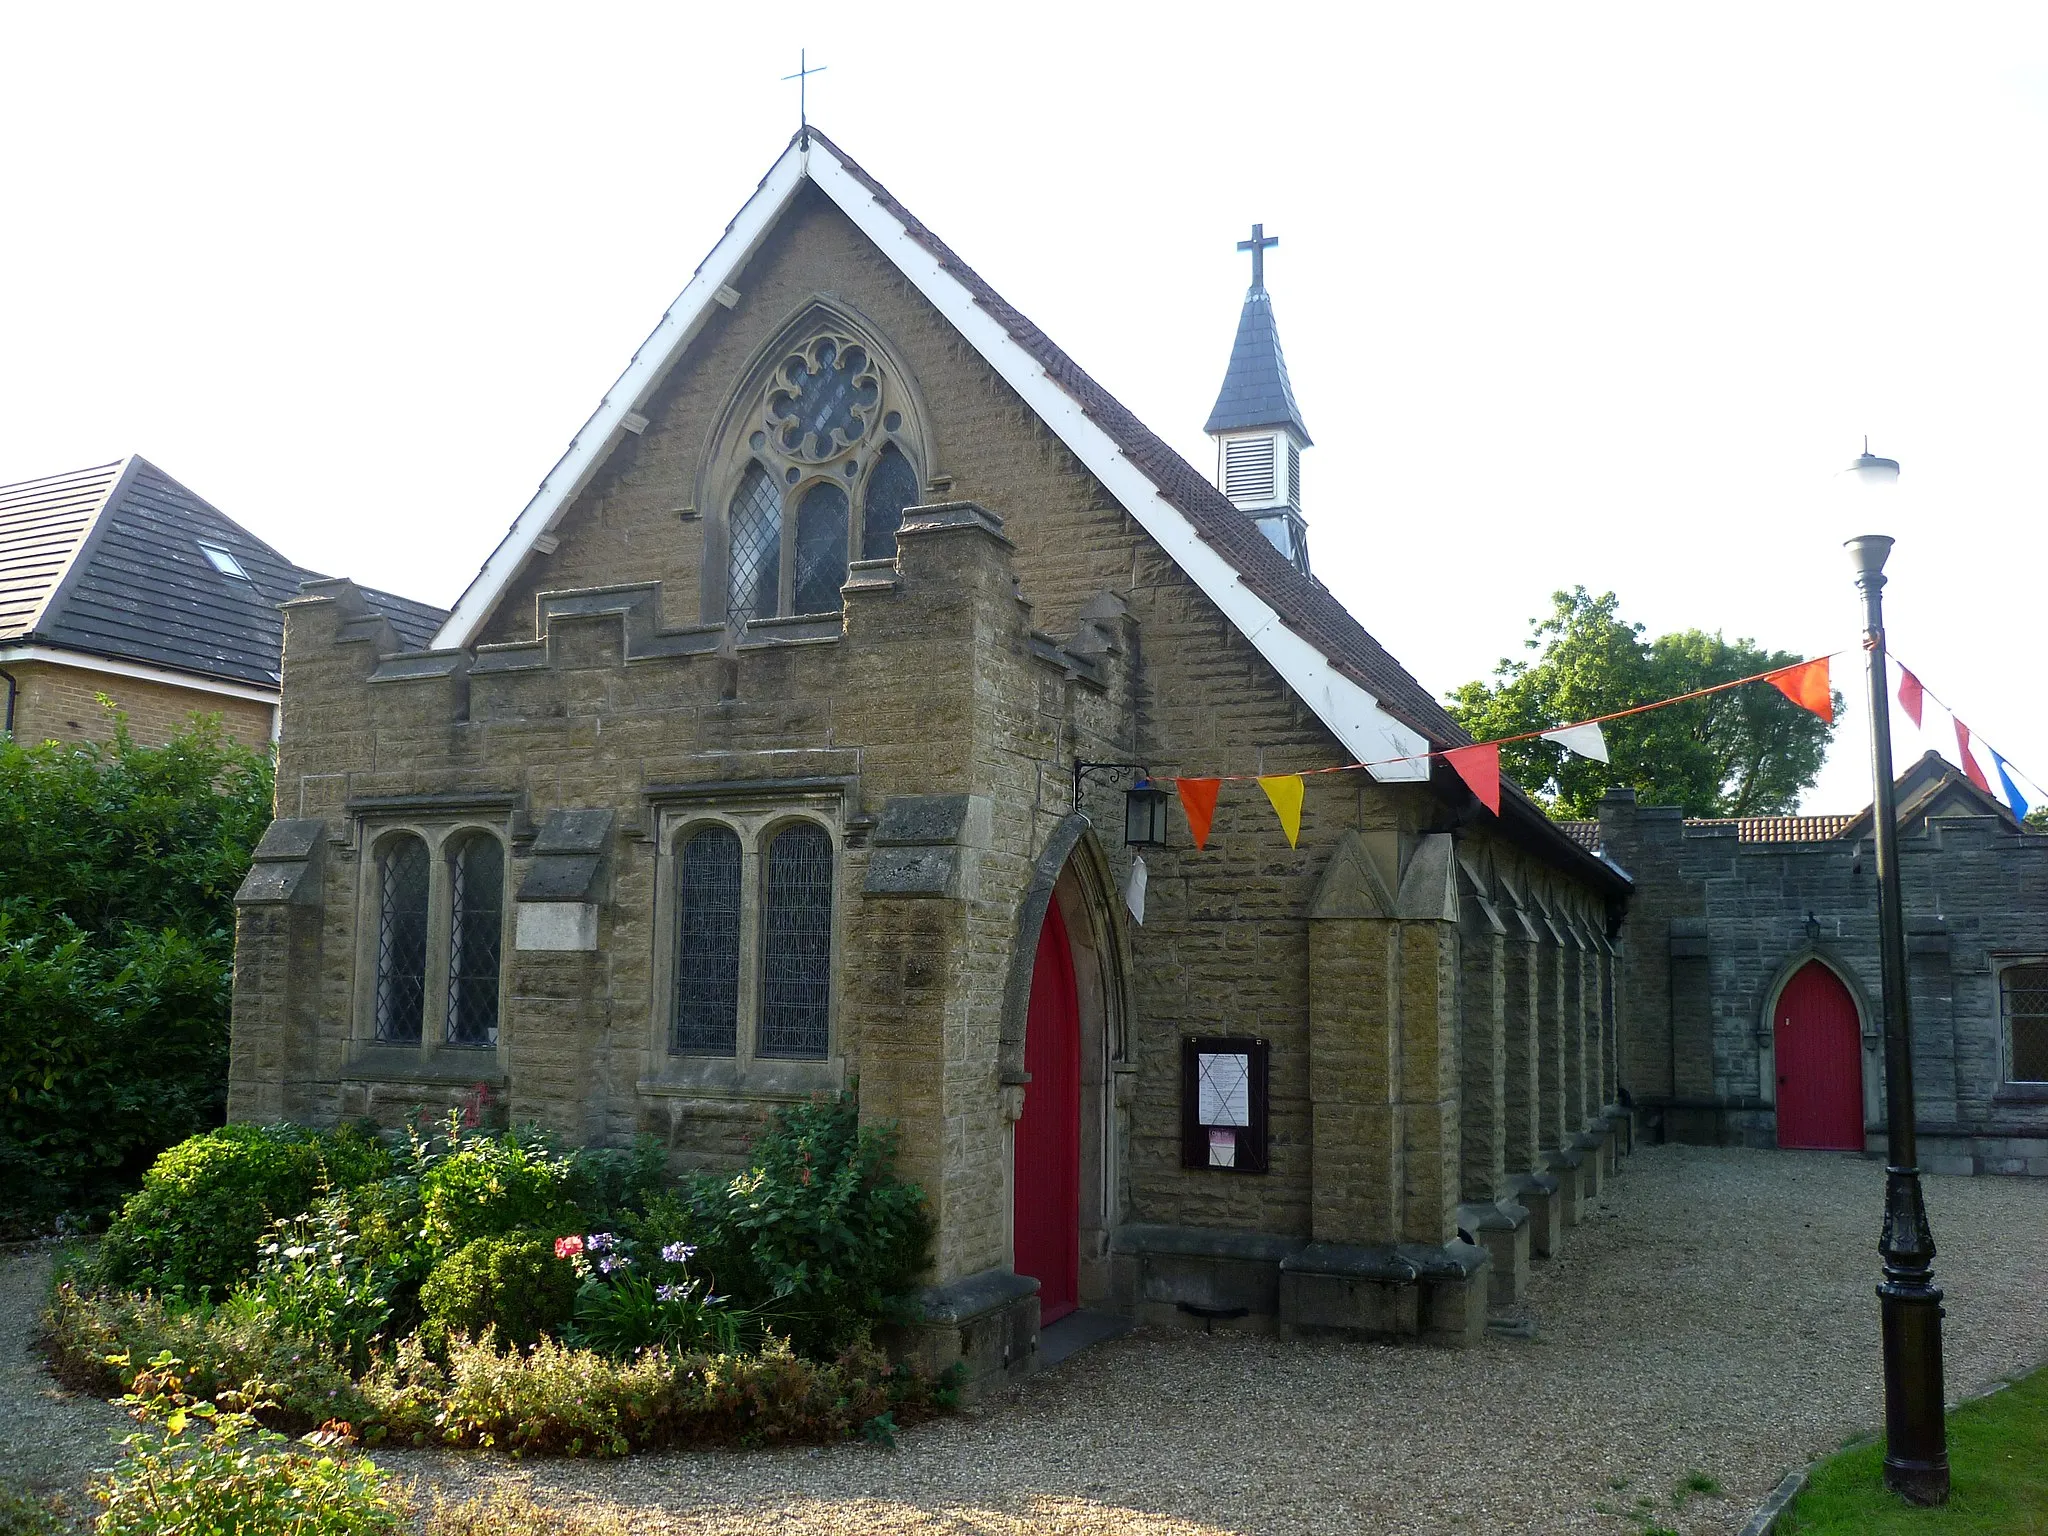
[0,456,442,748]
[229,128,1637,1384]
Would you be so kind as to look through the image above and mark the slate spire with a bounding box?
[1204,225,1311,443]
[1207,224,1313,576]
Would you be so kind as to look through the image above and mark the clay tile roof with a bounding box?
[1684,814,1856,843]
[1555,820,1602,850]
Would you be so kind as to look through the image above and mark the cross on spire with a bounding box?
[782,49,827,142]
[1237,223,1279,290]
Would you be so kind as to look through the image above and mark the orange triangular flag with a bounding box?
[1176,778,1222,850]
[1766,658,1833,722]
[1444,742,1501,815]
[1258,774,1305,848]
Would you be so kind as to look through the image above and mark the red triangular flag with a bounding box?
[1954,719,1993,793]
[1897,666,1924,729]
[1765,658,1833,722]
[1445,742,1501,815]
[1175,778,1222,850]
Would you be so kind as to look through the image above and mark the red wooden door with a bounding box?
[1014,899,1080,1324]
[1774,961,1865,1151]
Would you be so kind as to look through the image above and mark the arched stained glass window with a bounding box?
[792,481,850,615]
[446,834,503,1047]
[759,823,833,1059]
[674,826,742,1054]
[375,834,430,1043]
[727,462,782,622]
[861,443,920,562]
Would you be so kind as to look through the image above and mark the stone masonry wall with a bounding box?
[1600,787,2048,1169]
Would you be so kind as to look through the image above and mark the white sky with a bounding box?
[4,3,2043,814]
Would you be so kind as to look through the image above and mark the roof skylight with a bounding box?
[198,542,251,581]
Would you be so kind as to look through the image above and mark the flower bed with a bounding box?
[49,1094,952,1457]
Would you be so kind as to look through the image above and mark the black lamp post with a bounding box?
[1844,460,1949,1505]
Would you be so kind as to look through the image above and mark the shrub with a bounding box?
[697,1093,932,1358]
[0,1479,70,1536]
[418,1128,581,1251]
[93,1352,407,1536]
[564,1137,668,1219]
[0,719,272,1231]
[48,1280,368,1432]
[419,1233,577,1353]
[359,1331,951,1455]
[248,1200,406,1371]
[97,1121,391,1298]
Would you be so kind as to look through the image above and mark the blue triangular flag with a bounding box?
[1990,747,2030,822]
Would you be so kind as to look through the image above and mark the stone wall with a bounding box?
[4,657,274,748]
[1600,787,2048,1172]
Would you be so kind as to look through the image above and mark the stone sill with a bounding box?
[342,1045,507,1088]
[1991,1082,2048,1104]
[638,1054,842,1102]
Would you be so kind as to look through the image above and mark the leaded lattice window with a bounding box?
[793,482,850,615]
[713,319,926,624]
[861,443,920,562]
[445,834,503,1047]
[2003,963,2048,1083]
[674,826,742,1054]
[759,822,833,1059]
[375,835,430,1043]
[727,462,782,623]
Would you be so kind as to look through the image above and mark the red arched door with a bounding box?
[1774,961,1865,1151]
[1014,898,1080,1324]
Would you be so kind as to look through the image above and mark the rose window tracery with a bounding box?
[715,323,927,623]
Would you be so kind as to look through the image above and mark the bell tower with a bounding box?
[1205,223,1313,575]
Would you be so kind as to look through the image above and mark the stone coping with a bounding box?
[915,1266,1038,1326]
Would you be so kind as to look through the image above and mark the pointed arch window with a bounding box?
[759,822,833,1059]
[712,323,929,624]
[674,826,743,1053]
[374,834,430,1042]
[445,833,504,1047]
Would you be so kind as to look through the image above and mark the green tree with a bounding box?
[1447,588,1836,819]
[2027,804,2048,832]
[0,716,273,1229]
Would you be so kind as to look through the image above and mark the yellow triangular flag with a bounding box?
[1258,774,1304,848]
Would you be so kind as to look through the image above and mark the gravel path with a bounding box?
[6,1146,2047,1534]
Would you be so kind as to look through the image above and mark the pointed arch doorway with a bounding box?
[1774,960,1865,1151]
[1014,897,1082,1324]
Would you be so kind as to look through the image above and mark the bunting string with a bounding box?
[1132,646,2042,851]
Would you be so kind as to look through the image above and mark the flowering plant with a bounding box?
[552,1231,742,1359]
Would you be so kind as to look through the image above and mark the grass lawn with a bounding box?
[1779,1364,2048,1534]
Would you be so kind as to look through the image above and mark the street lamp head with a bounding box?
[1842,438,1901,489]
[1845,533,1895,587]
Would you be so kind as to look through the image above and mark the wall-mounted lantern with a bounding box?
[1806,911,1824,947]
[1125,779,1171,848]
[1073,760,1168,847]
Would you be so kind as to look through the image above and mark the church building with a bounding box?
[228,130,1634,1385]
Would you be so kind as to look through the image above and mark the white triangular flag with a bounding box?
[1124,855,1148,925]
[1541,721,1610,764]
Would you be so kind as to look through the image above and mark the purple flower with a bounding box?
[655,1283,685,1303]
[661,1242,696,1264]
[584,1232,614,1254]
[597,1254,631,1275]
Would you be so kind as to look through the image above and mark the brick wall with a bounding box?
[5,657,274,749]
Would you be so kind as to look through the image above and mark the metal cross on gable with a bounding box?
[1237,223,1279,289]
[782,49,827,142]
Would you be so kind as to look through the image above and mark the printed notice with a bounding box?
[1208,1126,1237,1167]
[1197,1051,1251,1127]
